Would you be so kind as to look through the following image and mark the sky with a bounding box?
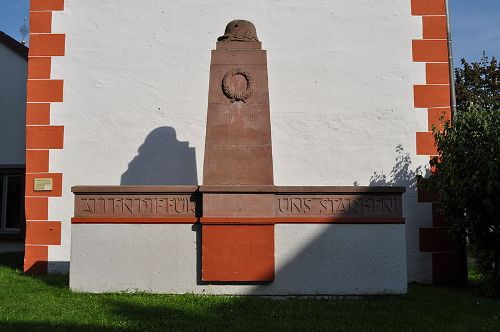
[0,0,498,66]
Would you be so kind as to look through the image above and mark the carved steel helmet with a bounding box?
[217,20,259,42]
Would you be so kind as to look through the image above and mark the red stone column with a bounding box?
[201,21,275,282]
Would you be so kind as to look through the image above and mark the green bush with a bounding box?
[429,106,500,297]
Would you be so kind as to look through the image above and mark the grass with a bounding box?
[0,252,499,331]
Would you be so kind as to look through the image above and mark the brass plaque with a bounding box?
[34,178,53,191]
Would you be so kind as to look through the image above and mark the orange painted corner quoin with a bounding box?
[27,80,64,102]
[31,0,64,11]
[25,197,49,220]
[25,173,63,197]
[25,221,62,245]
[411,0,446,15]
[26,149,49,173]
[29,11,52,33]
[24,0,66,274]
[29,34,65,57]
[416,131,438,156]
[26,103,51,125]
[412,40,448,63]
[428,107,451,131]
[414,85,450,108]
[26,125,64,149]
[28,57,52,79]
[422,16,447,40]
[24,245,48,274]
[426,63,449,85]
[411,0,465,284]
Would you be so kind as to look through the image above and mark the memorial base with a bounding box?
[70,185,407,295]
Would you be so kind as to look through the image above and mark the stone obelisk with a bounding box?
[203,20,273,185]
[201,21,275,282]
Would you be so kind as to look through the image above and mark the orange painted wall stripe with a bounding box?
[416,132,438,155]
[31,0,64,11]
[26,103,51,125]
[28,57,51,79]
[428,107,451,131]
[25,221,61,245]
[423,16,447,40]
[414,85,450,108]
[27,79,64,102]
[24,245,48,274]
[25,197,49,220]
[26,150,49,173]
[411,0,446,15]
[29,34,65,56]
[29,11,52,33]
[26,125,64,149]
[412,40,448,62]
[426,63,449,84]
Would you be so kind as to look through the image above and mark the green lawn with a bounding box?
[0,252,498,331]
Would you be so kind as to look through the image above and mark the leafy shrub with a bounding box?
[429,106,500,296]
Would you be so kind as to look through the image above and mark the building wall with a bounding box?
[29,0,443,282]
[70,223,407,294]
[0,43,27,165]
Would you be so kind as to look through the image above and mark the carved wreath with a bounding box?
[222,68,254,102]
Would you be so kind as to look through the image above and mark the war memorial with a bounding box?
[23,1,463,294]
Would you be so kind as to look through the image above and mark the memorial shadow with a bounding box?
[121,127,198,185]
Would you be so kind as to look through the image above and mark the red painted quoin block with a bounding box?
[29,11,52,33]
[26,103,50,125]
[31,0,64,11]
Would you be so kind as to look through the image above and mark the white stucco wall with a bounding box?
[70,223,407,294]
[0,42,27,165]
[50,0,432,282]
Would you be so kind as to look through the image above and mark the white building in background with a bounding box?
[0,31,27,252]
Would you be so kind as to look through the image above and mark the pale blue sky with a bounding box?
[0,0,498,66]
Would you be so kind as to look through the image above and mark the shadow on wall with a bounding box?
[121,127,198,185]
[366,144,427,191]
[243,144,421,295]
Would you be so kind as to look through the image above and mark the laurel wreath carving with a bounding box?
[222,68,255,102]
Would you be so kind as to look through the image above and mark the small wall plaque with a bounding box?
[34,178,53,191]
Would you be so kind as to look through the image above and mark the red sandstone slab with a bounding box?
[208,64,270,105]
[216,41,261,50]
[202,193,275,217]
[211,50,267,65]
[198,185,406,194]
[202,225,274,282]
[205,103,272,146]
[71,185,199,193]
[74,194,197,218]
[203,145,273,185]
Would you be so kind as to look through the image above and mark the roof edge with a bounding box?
[0,31,28,59]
